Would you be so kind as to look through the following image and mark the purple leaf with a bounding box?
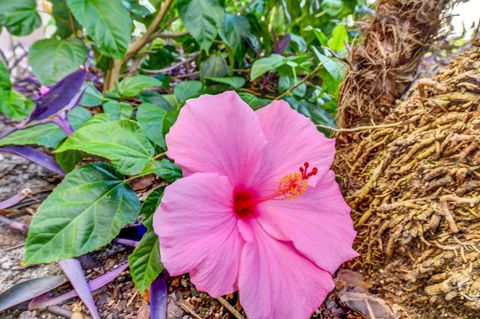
[29,263,129,310]
[0,215,29,233]
[59,258,100,319]
[274,34,291,54]
[29,69,87,121]
[150,275,167,319]
[0,276,66,311]
[0,189,31,209]
[113,238,140,247]
[0,146,64,175]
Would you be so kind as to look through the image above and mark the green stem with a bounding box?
[275,62,323,100]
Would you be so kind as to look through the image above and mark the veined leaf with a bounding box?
[177,0,224,51]
[136,103,167,149]
[199,54,229,80]
[29,38,87,85]
[128,230,163,293]
[25,163,140,264]
[116,75,163,97]
[56,119,156,175]
[174,81,203,102]
[67,0,132,58]
[142,159,182,183]
[0,0,41,36]
[250,54,286,81]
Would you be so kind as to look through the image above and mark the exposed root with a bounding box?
[336,48,480,318]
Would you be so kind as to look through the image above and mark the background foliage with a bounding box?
[0,0,369,295]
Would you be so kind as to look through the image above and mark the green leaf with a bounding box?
[0,62,11,90]
[55,149,84,173]
[29,38,88,85]
[314,49,347,82]
[56,120,156,175]
[278,76,306,98]
[250,54,286,81]
[0,0,41,36]
[67,0,132,58]
[174,81,203,102]
[206,77,245,89]
[139,91,172,111]
[199,54,229,80]
[50,0,80,38]
[0,89,35,120]
[103,101,133,120]
[128,230,163,293]
[177,0,224,51]
[140,188,164,222]
[25,163,140,264]
[143,159,182,183]
[238,92,271,110]
[219,14,251,58]
[0,107,92,148]
[136,103,167,149]
[116,75,163,97]
[80,83,104,107]
[327,24,347,52]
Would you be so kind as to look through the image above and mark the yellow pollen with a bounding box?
[277,172,308,200]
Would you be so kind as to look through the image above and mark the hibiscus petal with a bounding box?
[237,219,334,319]
[166,91,267,186]
[153,172,243,297]
[254,100,335,192]
[257,170,358,274]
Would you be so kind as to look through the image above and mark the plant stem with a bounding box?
[316,122,403,132]
[153,152,166,160]
[105,0,174,90]
[275,62,324,100]
[216,297,245,319]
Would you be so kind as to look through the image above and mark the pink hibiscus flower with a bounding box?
[153,91,357,319]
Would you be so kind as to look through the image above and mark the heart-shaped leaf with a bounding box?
[67,0,132,58]
[25,163,140,264]
[56,119,156,175]
[128,230,163,293]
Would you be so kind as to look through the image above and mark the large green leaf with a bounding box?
[25,163,140,264]
[0,0,41,36]
[174,81,203,102]
[80,83,104,107]
[238,92,271,110]
[250,54,286,81]
[128,230,163,293]
[51,0,81,39]
[0,107,92,148]
[29,38,88,85]
[199,54,229,80]
[56,119,156,175]
[116,75,163,97]
[67,0,132,58]
[177,0,224,51]
[219,14,251,59]
[136,103,167,149]
[103,101,134,120]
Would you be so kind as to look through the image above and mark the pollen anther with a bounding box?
[277,162,318,200]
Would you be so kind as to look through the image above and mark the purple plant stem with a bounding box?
[53,115,74,136]
[0,188,31,209]
[113,238,140,247]
[59,258,100,319]
[150,275,168,319]
[29,263,129,310]
[0,215,28,233]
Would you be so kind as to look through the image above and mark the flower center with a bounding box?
[233,162,317,218]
